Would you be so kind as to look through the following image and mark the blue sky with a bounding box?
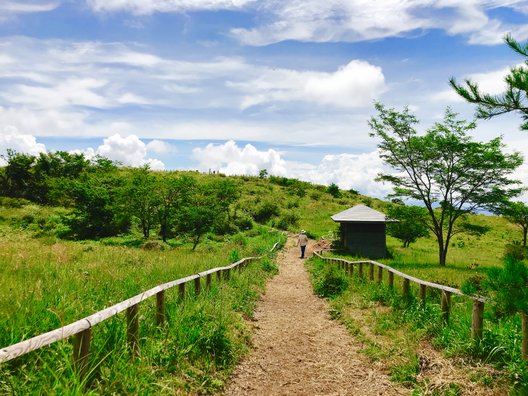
[1,0,528,198]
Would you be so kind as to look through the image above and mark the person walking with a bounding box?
[297,230,309,258]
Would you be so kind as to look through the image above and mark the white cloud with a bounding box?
[192,140,393,198]
[229,0,528,46]
[192,140,287,175]
[0,126,47,164]
[294,151,393,198]
[146,139,175,154]
[87,0,255,14]
[0,1,58,14]
[230,60,386,109]
[94,134,165,169]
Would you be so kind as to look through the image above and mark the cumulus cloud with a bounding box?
[146,139,175,154]
[192,140,393,198]
[192,140,287,175]
[0,126,47,165]
[231,60,386,109]
[92,134,165,170]
[87,0,255,14]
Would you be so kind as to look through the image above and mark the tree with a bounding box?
[450,35,528,129]
[125,166,159,239]
[327,183,341,198]
[500,201,528,246]
[386,204,430,248]
[369,103,522,266]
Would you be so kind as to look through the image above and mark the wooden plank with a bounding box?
[127,304,139,356]
[441,291,451,323]
[156,290,165,325]
[194,277,201,296]
[402,278,410,297]
[419,284,427,305]
[178,282,186,301]
[0,318,91,363]
[471,300,484,340]
[73,328,91,379]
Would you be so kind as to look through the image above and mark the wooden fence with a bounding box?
[314,251,528,360]
[0,240,282,376]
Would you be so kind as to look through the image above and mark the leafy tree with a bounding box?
[499,201,528,246]
[486,256,528,316]
[369,103,522,266]
[2,150,37,200]
[386,204,430,247]
[125,166,159,239]
[156,174,195,242]
[259,169,268,179]
[450,35,528,129]
[327,183,341,198]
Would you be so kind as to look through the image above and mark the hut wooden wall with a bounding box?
[340,222,387,258]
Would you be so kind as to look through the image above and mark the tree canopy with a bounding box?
[369,103,523,266]
[386,204,429,248]
[450,35,528,129]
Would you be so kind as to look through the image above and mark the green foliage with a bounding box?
[498,201,528,246]
[486,256,528,315]
[252,200,280,223]
[260,256,279,275]
[450,35,528,130]
[370,103,523,266]
[310,260,349,298]
[386,204,430,247]
[274,211,300,230]
[327,183,341,198]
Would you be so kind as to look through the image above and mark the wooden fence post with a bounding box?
[419,284,426,305]
[471,300,484,341]
[225,268,231,280]
[522,312,528,360]
[388,271,394,288]
[369,263,374,281]
[402,278,410,297]
[441,291,451,323]
[348,263,353,277]
[359,262,364,278]
[127,304,139,356]
[156,290,165,325]
[73,328,91,379]
[377,266,383,284]
[216,270,222,282]
[194,277,201,296]
[206,274,212,290]
[178,282,186,301]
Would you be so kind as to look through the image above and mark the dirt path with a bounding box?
[224,237,407,396]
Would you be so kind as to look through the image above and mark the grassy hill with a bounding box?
[0,170,523,393]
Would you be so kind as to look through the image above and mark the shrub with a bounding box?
[310,191,322,201]
[260,257,278,275]
[314,265,349,298]
[252,201,280,223]
[327,183,341,198]
[234,215,253,230]
[274,211,299,231]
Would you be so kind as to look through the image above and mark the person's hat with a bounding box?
[301,230,306,234]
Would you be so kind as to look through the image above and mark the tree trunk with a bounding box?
[438,237,447,266]
[523,227,527,247]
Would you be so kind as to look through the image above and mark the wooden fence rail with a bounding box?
[313,250,527,360]
[0,239,282,371]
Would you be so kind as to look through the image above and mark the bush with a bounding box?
[234,215,253,230]
[504,243,526,260]
[252,201,280,223]
[313,265,349,298]
[0,197,31,208]
[327,183,341,198]
[260,257,279,275]
[274,211,299,231]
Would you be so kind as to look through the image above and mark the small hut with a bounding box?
[331,204,392,258]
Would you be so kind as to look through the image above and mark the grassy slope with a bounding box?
[0,172,523,393]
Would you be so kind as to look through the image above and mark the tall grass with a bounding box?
[306,256,528,395]
[0,224,285,394]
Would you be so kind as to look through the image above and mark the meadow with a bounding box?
[0,170,525,394]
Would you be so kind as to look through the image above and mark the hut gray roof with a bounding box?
[331,204,390,223]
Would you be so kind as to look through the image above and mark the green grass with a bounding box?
[306,256,527,395]
[0,216,286,394]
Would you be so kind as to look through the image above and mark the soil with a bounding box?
[223,237,408,395]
